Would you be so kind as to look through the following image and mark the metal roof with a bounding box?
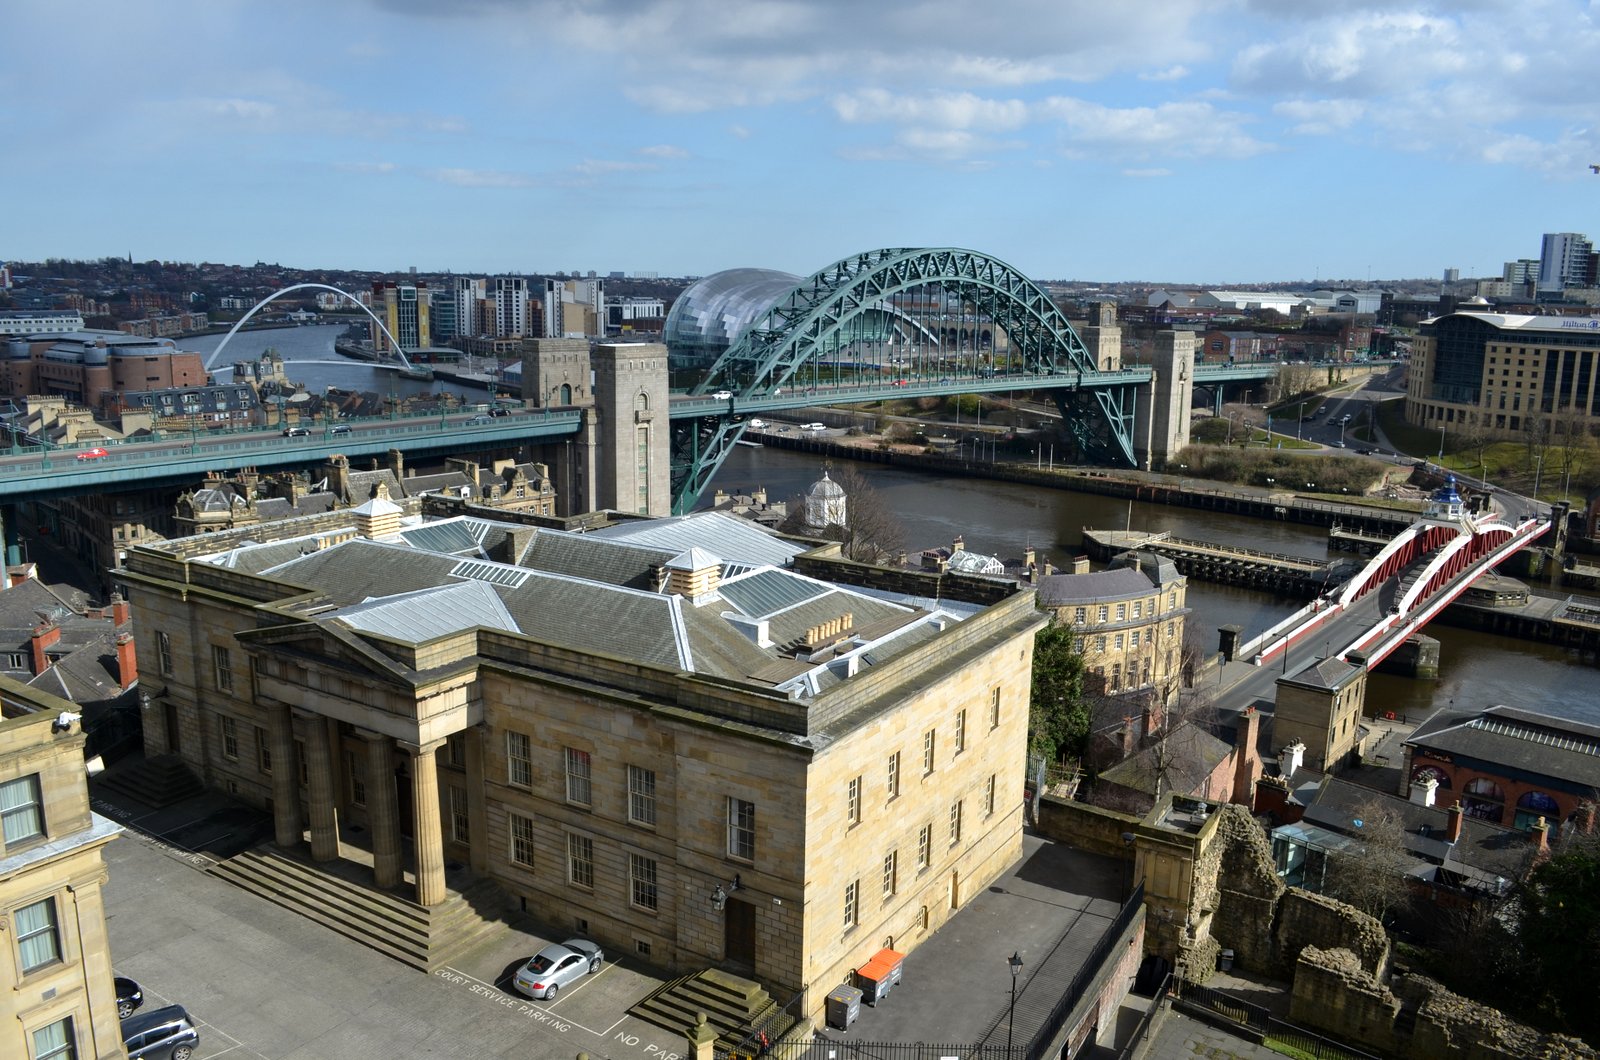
[719,568,830,617]
[398,521,484,556]
[584,511,802,568]
[333,580,519,642]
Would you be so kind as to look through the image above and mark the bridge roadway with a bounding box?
[1215,514,1546,712]
[1,361,1280,503]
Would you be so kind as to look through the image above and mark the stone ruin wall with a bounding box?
[1289,946,1400,1054]
[1206,804,1285,977]
[1273,889,1388,981]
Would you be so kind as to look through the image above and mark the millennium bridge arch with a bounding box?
[203,283,417,372]
[671,246,1137,512]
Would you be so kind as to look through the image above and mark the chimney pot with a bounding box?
[1446,802,1464,843]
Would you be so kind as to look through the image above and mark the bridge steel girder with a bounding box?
[1050,385,1139,467]
[671,247,1129,512]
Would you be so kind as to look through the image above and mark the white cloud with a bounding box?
[831,90,1030,132]
[423,167,539,188]
[1037,97,1272,160]
[1140,66,1189,83]
[1272,99,1365,136]
[638,144,689,159]
[573,158,655,175]
[728,125,752,139]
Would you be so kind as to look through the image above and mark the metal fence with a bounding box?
[747,1039,1029,1060]
[1174,979,1381,1060]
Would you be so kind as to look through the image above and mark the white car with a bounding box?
[711,390,734,401]
[748,419,767,428]
[802,422,827,431]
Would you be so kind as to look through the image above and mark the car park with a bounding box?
[115,975,144,1019]
[75,446,110,460]
[512,938,604,1000]
[282,426,310,438]
[121,1004,199,1060]
[329,424,352,436]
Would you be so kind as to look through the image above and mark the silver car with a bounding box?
[513,938,604,1000]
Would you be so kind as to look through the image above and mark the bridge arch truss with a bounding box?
[672,247,1138,512]
[203,283,417,372]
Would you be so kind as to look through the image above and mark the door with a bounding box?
[163,701,181,754]
[724,898,756,971]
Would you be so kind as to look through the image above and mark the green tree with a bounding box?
[1513,833,1600,1042]
[1029,623,1088,761]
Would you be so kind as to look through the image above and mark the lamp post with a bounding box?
[1007,951,1024,1051]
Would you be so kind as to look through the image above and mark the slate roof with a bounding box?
[186,509,962,692]
[1407,704,1600,791]
[1036,567,1152,607]
[1289,770,1535,883]
[1098,724,1234,799]
[1284,656,1362,691]
[254,493,338,521]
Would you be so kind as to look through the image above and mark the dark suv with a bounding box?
[121,1004,200,1060]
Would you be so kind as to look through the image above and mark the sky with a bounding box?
[5,0,1599,284]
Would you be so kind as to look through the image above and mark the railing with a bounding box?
[1116,973,1172,1060]
[763,1041,1026,1060]
[1015,883,1145,1060]
[1174,979,1382,1060]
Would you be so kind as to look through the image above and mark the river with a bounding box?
[181,326,1596,724]
[711,445,1600,726]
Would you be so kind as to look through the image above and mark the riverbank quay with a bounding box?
[750,428,1419,535]
[1080,529,1354,596]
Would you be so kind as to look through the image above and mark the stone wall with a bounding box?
[1034,793,1141,858]
[1289,946,1399,1053]
[792,544,1019,607]
[1403,974,1598,1060]
[1273,890,1388,981]
[1207,804,1284,976]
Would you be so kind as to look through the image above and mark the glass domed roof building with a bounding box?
[663,268,802,369]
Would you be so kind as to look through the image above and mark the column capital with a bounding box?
[397,737,447,757]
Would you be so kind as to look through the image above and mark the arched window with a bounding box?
[636,391,649,410]
[1461,777,1505,823]
[1514,790,1561,832]
[559,383,572,405]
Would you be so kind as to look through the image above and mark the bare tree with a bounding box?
[1549,405,1593,499]
[1320,797,1415,926]
[778,464,905,563]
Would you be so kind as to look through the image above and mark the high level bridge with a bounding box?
[1219,479,1548,706]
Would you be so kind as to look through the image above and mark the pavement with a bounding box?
[92,767,1178,1059]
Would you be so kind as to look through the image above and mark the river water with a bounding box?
[181,326,1596,724]
[712,445,1600,726]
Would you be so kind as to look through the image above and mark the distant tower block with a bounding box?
[1080,301,1122,371]
[593,342,670,517]
[1134,329,1194,470]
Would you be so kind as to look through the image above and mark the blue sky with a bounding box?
[5,0,1599,283]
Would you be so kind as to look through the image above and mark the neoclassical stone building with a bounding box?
[1036,551,1190,698]
[117,505,1043,1017]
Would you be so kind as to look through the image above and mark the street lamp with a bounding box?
[1007,951,1024,1051]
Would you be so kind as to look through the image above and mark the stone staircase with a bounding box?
[207,847,505,972]
[94,754,204,808]
[629,968,795,1052]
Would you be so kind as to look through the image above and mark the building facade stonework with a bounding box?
[117,508,1044,1021]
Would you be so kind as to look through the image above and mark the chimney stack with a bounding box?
[1278,741,1305,778]
[1576,801,1596,835]
[115,632,138,690]
[111,593,131,627]
[1071,555,1090,575]
[31,622,61,675]
[1446,802,1464,843]
[1532,816,1550,856]
[1232,707,1262,807]
[1410,776,1439,808]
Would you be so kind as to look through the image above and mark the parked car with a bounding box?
[512,938,604,1000]
[282,426,310,438]
[115,976,144,1019]
[802,422,827,431]
[711,390,734,401]
[121,1004,199,1060]
[748,419,767,428]
[75,446,110,461]
[329,424,352,436]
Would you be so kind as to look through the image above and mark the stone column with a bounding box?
[298,709,340,862]
[362,732,402,888]
[464,728,489,873]
[403,739,448,906]
[267,699,302,849]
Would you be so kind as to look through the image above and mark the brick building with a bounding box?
[0,332,209,414]
[1401,703,1600,834]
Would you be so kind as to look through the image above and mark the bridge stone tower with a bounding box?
[520,338,592,409]
[1133,329,1194,470]
[1080,301,1122,371]
[592,342,671,517]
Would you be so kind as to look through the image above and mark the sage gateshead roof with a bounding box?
[663,268,801,366]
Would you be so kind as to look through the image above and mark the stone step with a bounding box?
[627,969,791,1049]
[207,847,502,972]
[95,754,204,808]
